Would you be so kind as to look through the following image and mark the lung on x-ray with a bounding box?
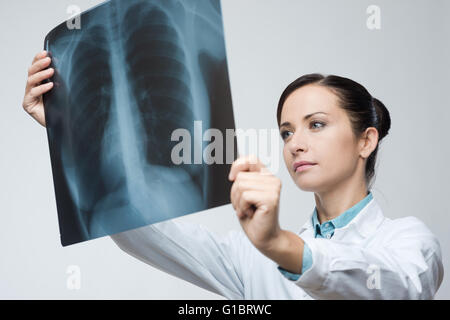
[42,0,237,246]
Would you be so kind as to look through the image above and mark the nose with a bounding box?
[287,130,308,155]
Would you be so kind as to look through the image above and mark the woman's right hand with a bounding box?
[22,50,55,128]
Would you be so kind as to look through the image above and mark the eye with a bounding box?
[280,130,292,140]
[310,121,325,129]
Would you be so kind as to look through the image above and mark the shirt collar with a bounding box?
[299,190,375,237]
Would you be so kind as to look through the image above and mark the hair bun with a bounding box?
[372,97,391,141]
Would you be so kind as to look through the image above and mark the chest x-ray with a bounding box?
[42,0,237,246]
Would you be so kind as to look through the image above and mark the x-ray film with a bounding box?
[42,0,237,246]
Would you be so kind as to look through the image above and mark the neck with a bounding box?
[314,175,368,224]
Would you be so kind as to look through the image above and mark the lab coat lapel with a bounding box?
[332,197,386,241]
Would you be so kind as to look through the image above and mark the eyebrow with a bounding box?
[279,112,329,129]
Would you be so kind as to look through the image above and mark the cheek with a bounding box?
[315,132,358,176]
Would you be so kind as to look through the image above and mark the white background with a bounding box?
[0,0,449,299]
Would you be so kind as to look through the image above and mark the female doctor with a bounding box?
[23,51,444,299]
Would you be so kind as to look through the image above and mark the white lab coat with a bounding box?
[110,196,444,299]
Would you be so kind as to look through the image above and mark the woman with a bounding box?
[23,50,444,299]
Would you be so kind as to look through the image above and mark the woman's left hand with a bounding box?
[229,155,282,252]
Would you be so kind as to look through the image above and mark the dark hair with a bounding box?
[276,73,391,189]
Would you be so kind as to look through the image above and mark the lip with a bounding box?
[293,161,317,173]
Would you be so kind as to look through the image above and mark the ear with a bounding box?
[359,127,379,159]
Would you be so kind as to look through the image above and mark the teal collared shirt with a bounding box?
[278,191,373,281]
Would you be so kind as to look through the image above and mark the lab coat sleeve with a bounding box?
[109,219,246,299]
[292,217,444,299]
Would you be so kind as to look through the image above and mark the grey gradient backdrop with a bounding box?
[0,0,449,299]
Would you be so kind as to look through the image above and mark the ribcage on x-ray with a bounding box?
[122,3,196,168]
[67,25,114,233]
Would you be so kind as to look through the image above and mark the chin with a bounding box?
[295,183,318,192]
[294,176,321,192]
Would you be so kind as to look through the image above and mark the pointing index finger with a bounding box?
[228,155,264,181]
